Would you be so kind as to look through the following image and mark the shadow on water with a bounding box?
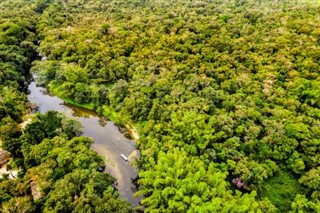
[27,78,142,208]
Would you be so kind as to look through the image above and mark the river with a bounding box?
[27,78,141,207]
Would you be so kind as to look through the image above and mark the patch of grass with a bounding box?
[49,83,95,110]
[101,105,120,122]
[260,170,307,211]
[62,97,95,111]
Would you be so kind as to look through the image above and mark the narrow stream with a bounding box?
[27,78,141,207]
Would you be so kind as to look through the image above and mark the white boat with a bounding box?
[120,154,128,161]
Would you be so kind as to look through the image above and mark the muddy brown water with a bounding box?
[27,80,141,207]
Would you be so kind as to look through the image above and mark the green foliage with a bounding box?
[1,196,35,213]
[0,87,28,122]
[260,171,307,211]
[0,1,129,212]
[22,111,82,145]
[299,167,320,190]
[0,121,23,157]
[2,0,320,212]
[290,194,320,213]
[33,0,320,211]
[0,117,130,212]
[138,148,264,212]
[44,169,129,213]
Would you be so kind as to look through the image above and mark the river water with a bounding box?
[27,79,141,207]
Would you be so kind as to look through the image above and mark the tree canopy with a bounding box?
[0,1,130,212]
[2,0,320,212]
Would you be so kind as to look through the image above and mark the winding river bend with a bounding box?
[27,78,141,207]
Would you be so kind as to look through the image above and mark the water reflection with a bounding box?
[27,80,141,207]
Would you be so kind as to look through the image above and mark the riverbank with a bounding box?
[48,84,140,142]
[28,80,142,207]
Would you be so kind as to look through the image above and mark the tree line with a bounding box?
[2,0,320,212]
[0,1,130,212]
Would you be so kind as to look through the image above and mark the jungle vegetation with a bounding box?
[0,1,130,212]
[2,0,320,212]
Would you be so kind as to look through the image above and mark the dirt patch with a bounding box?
[125,125,139,141]
[0,164,18,179]
[20,117,32,129]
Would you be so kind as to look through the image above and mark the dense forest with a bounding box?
[0,0,130,212]
[1,0,320,212]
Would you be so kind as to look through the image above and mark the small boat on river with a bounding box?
[120,154,128,161]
